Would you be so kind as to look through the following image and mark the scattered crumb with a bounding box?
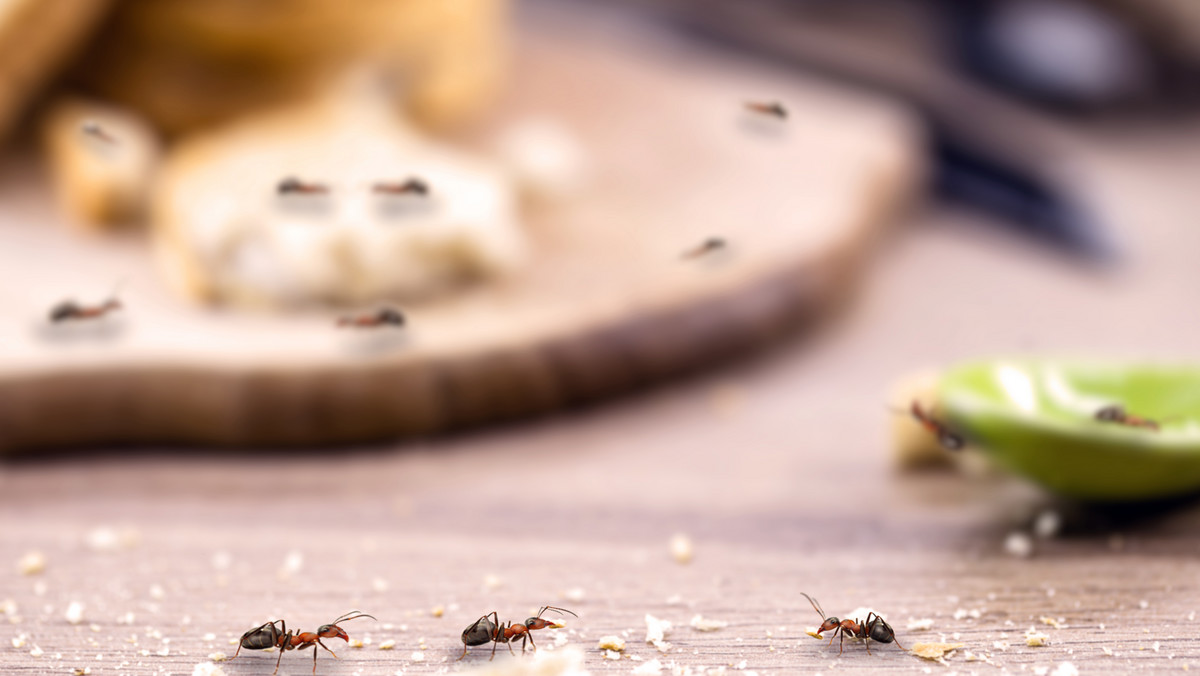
[149,584,165,600]
[372,578,389,593]
[1025,629,1050,647]
[483,574,503,591]
[907,618,935,631]
[349,638,365,648]
[1034,510,1062,539]
[804,627,822,639]
[633,658,664,675]
[689,615,728,632]
[597,636,626,652]
[192,663,226,676]
[410,651,425,662]
[12,636,26,648]
[278,550,303,579]
[953,608,982,620]
[66,601,85,625]
[644,614,673,652]
[208,652,227,662]
[1040,617,1068,629]
[431,606,444,618]
[911,643,965,660]
[85,525,139,551]
[669,534,694,564]
[211,551,232,570]
[1033,667,1050,676]
[379,639,396,650]
[1139,600,1150,609]
[1051,662,1079,676]
[1102,647,1114,656]
[17,552,46,576]
[30,645,44,657]
[1004,532,1034,558]
[72,668,91,675]
[563,588,586,603]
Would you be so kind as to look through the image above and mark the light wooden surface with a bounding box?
[0,5,917,452]
[5,3,1200,676]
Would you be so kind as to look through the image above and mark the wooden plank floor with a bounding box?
[5,18,1200,676]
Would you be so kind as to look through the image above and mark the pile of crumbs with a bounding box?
[645,614,673,653]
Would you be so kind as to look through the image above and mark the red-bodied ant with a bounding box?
[278,176,330,195]
[681,237,727,260]
[232,610,375,675]
[891,400,964,450]
[802,593,902,655]
[1095,404,1168,431]
[372,178,429,196]
[49,283,124,323]
[336,307,405,329]
[459,606,576,660]
[744,101,788,119]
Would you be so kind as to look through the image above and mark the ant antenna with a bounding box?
[535,606,578,619]
[331,611,376,624]
[800,593,825,620]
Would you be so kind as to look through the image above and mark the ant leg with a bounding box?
[312,644,318,675]
[458,644,469,661]
[526,632,537,653]
[272,647,285,675]
[839,629,845,656]
[316,638,339,659]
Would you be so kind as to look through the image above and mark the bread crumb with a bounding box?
[911,643,965,660]
[278,550,303,579]
[1102,647,1114,656]
[644,614,673,652]
[18,552,46,576]
[633,658,663,674]
[12,635,26,648]
[30,645,44,657]
[349,638,364,648]
[1040,616,1068,629]
[372,578,389,593]
[66,601,85,625]
[669,534,693,564]
[208,652,227,662]
[192,663,226,676]
[483,574,503,591]
[805,626,822,639]
[1139,600,1150,609]
[379,639,395,650]
[1025,629,1050,647]
[1051,662,1079,676]
[689,615,728,632]
[597,636,625,652]
[149,584,165,600]
[431,606,444,618]
[603,649,621,660]
[563,588,586,603]
[410,651,425,662]
[1004,532,1034,558]
[72,668,91,675]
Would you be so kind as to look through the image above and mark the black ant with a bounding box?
[891,400,964,450]
[372,178,429,196]
[278,176,330,195]
[49,283,124,323]
[802,593,902,655]
[233,611,375,675]
[459,606,576,661]
[336,307,405,328]
[681,237,727,260]
[80,120,117,145]
[744,101,787,119]
[1095,404,1166,431]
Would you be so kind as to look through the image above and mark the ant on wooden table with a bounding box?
[278,176,330,195]
[49,283,124,323]
[802,593,902,655]
[681,237,727,260]
[372,177,429,196]
[336,307,405,329]
[459,605,577,660]
[233,610,375,675]
[744,101,788,119]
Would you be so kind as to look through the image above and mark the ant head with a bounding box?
[525,606,575,630]
[1096,405,1125,421]
[317,624,349,641]
[818,617,841,633]
[938,430,964,451]
[377,308,405,326]
[867,617,895,644]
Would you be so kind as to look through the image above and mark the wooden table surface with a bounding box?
[5,10,1200,676]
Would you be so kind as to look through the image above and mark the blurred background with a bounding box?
[2,0,1200,674]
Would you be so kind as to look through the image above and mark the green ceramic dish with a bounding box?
[939,360,1200,501]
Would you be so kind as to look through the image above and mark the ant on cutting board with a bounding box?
[802,593,903,655]
[459,606,577,660]
[336,307,406,329]
[372,177,429,196]
[49,283,124,323]
[744,101,788,119]
[892,400,964,450]
[233,610,375,675]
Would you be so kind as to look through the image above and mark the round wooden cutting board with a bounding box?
[0,6,921,453]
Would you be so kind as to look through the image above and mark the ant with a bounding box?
[278,176,330,195]
[744,101,788,119]
[233,611,375,675]
[802,593,902,655]
[891,400,964,450]
[49,283,124,323]
[1095,404,1166,431]
[336,307,405,328]
[458,606,577,661]
[80,120,117,145]
[681,237,727,260]
[372,178,429,196]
